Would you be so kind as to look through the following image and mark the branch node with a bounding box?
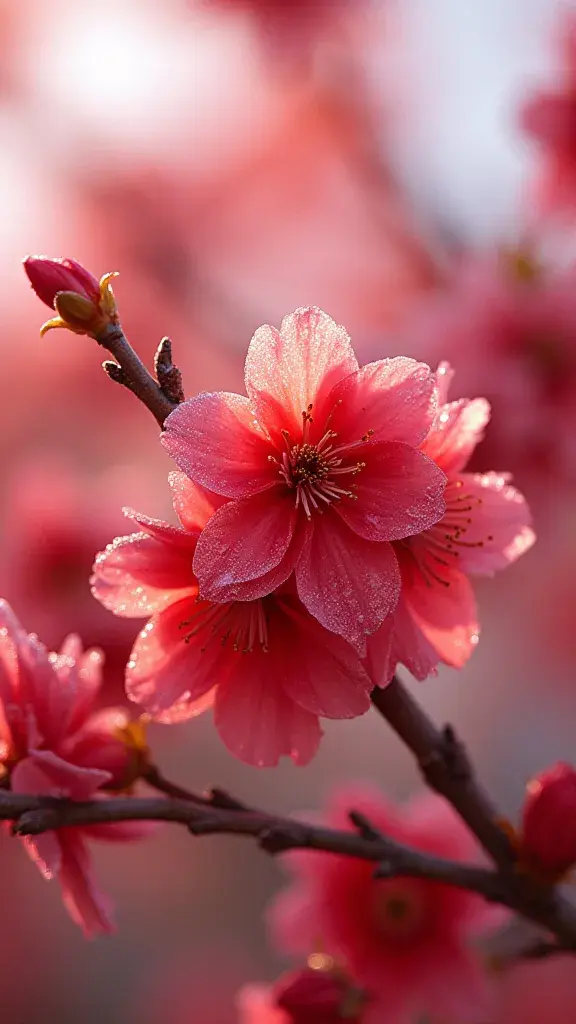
[102,359,130,388]
[154,337,184,404]
[207,788,248,811]
[258,825,306,855]
[349,810,382,842]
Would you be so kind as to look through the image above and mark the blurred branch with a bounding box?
[99,324,182,426]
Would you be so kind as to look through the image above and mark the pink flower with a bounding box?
[91,472,374,767]
[238,965,369,1024]
[396,253,576,485]
[365,363,535,685]
[268,786,499,1024]
[0,601,149,937]
[162,307,446,649]
[519,12,576,214]
[518,762,576,880]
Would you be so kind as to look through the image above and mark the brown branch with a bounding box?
[97,323,181,426]
[371,678,514,870]
[0,790,511,906]
[2,784,576,949]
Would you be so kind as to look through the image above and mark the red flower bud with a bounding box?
[274,968,365,1023]
[23,255,119,338]
[24,256,101,309]
[67,714,150,792]
[519,762,576,878]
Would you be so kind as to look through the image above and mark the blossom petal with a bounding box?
[403,567,480,670]
[10,623,74,750]
[59,831,116,937]
[126,598,220,721]
[273,597,372,718]
[245,307,359,445]
[214,654,323,767]
[335,442,446,542]
[389,597,441,681]
[168,471,227,532]
[363,613,396,689]
[295,513,401,648]
[450,472,535,575]
[193,490,298,601]
[0,600,27,738]
[22,832,62,880]
[67,646,105,735]
[123,507,198,548]
[162,392,274,498]
[12,750,110,800]
[422,397,491,475]
[91,531,195,617]
[326,357,437,447]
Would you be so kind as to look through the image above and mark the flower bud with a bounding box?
[23,255,119,338]
[274,966,365,1023]
[68,712,150,792]
[519,762,576,878]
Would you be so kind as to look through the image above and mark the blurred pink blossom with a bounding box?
[520,12,576,215]
[0,457,147,703]
[269,786,499,1023]
[163,306,445,649]
[398,253,576,487]
[92,471,374,766]
[0,601,149,936]
[366,362,534,685]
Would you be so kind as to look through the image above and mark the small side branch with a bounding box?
[98,324,182,427]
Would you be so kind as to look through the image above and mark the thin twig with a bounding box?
[97,323,180,426]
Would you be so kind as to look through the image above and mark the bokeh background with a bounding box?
[2,0,576,1020]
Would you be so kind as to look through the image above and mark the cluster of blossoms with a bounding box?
[87,304,533,765]
[16,257,572,1022]
[0,599,150,936]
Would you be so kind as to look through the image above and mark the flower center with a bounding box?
[180,599,269,654]
[270,405,370,518]
[397,478,493,589]
[371,880,427,943]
